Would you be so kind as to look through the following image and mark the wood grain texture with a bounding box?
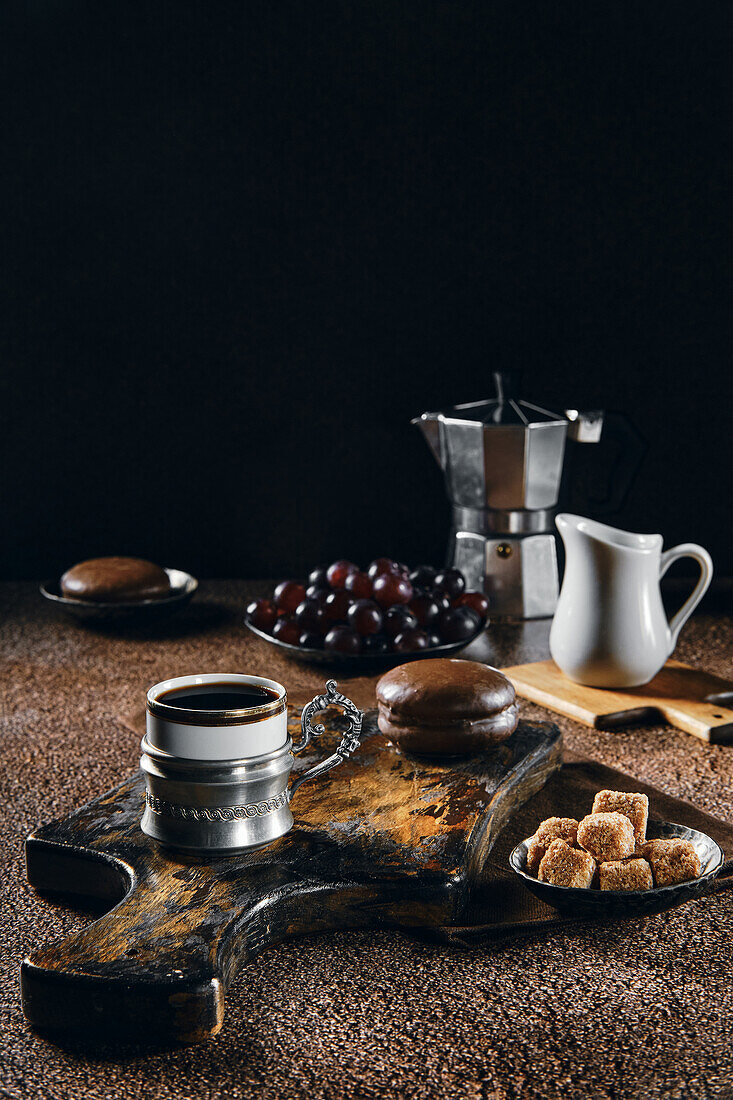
[22,711,561,1044]
[505,660,733,743]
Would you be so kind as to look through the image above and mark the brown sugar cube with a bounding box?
[592,790,649,851]
[643,839,668,861]
[537,839,596,889]
[599,858,654,892]
[577,812,635,863]
[642,839,702,886]
[525,817,579,874]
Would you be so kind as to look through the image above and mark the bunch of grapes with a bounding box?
[246,559,488,656]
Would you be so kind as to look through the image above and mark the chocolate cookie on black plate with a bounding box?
[376,658,519,757]
[61,557,171,603]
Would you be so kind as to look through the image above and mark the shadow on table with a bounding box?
[30,1027,228,1060]
[72,600,237,641]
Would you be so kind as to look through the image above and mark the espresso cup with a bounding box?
[145,673,288,761]
[140,676,364,852]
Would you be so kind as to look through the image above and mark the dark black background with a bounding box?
[2,2,731,582]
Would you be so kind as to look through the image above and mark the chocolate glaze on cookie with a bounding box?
[376,658,519,756]
[61,557,171,603]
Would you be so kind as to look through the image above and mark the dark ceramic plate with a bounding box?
[510,821,724,918]
[244,619,486,669]
[40,568,198,622]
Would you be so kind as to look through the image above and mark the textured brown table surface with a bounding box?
[2,581,733,1100]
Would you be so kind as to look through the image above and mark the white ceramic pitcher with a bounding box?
[550,514,713,688]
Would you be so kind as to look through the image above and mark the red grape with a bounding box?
[273,617,301,645]
[344,570,373,599]
[383,605,418,638]
[347,598,383,636]
[308,565,330,587]
[363,634,389,654]
[305,584,330,603]
[433,568,466,600]
[431,591,452,613]
[409,593,442,628]
[324,625,362,654]
[373,572,413,608]
[392,628,429,653]
[273,580,307,614]
[294,598,327,632]
[367,557,399,579]
[246,598,277,633]
[326,560,359,589]
[453,591,489,620]
[427,632,442,648]
[438,606,481,643]
[299,630,324,649]
[410,565,437,589]
[323,590,353,622]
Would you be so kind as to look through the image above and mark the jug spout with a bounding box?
[412,412,445,469]
[555,512,588,547]
[555,513,663,554]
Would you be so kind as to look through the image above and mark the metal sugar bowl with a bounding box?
[140,674,363,853]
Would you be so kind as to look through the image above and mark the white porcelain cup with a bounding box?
[146,673,288,761]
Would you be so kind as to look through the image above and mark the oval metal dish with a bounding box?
[510,821,724,917]
[40,568,198,623]
[244,618,485,669]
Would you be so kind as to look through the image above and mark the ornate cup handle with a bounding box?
[288,680,363,800]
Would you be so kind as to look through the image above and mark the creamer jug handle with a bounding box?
[659,543,714,649]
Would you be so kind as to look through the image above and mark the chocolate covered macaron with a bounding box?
[376,658,519,756]
[61,557,171,603]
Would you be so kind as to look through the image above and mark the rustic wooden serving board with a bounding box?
[22,712,561,1045]
[505,660,733,744]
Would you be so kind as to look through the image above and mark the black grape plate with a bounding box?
[244,619,486,669]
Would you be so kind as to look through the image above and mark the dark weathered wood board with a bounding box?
[22,711,561,1044]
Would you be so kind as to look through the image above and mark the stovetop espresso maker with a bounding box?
[413,372,640,620]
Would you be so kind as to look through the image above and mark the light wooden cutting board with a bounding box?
[504,659,733,744]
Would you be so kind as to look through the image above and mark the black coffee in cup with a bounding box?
[159,683,280,712]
